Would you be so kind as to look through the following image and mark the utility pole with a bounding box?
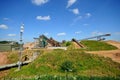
[18,23,24,70]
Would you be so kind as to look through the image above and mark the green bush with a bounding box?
[62,41,72,47]
[60,60,76,72]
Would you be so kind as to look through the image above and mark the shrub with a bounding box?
[60,60,76,72]
[65,42,71,46]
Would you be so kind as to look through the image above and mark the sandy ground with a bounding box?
[23,42,35,49]
[72,42,81,49]
[86,49,120,63]
[0,52,9,66]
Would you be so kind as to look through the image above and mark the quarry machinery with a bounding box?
[71,34,110,48]
[34,35,61,48]
[72,38,85,48]
[80,34,111,41]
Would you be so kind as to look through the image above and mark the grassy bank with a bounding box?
[5,49,120,79]
[4,75,120,80]
[81,40,117,51]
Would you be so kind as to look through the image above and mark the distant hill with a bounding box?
[0,41,10,44]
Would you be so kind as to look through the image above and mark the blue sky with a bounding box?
[0,0,120,42]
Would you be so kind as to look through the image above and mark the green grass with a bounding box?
[3,75,120,80]
[7,51,19,63]
[81,40,117,51]
[6,49,120,79]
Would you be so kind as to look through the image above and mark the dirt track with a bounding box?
[86,40,120,63]
[105,40,120,49]
[87,50,120,63]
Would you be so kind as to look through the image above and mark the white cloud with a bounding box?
[57,32,66,36]
[8,34,16,37]
[0,24,8,29]
[66,0,77,8]
[70,8,79,15]
[75,31,82,34]
[44,32,49,36]
[72,13,91,23]
[85,13,92,18]
[32,0,49,6]
[36,16,51,21]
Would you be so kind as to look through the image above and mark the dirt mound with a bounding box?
[23,42,35,49]
[72,42,81,49]
[105,40,120,49]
